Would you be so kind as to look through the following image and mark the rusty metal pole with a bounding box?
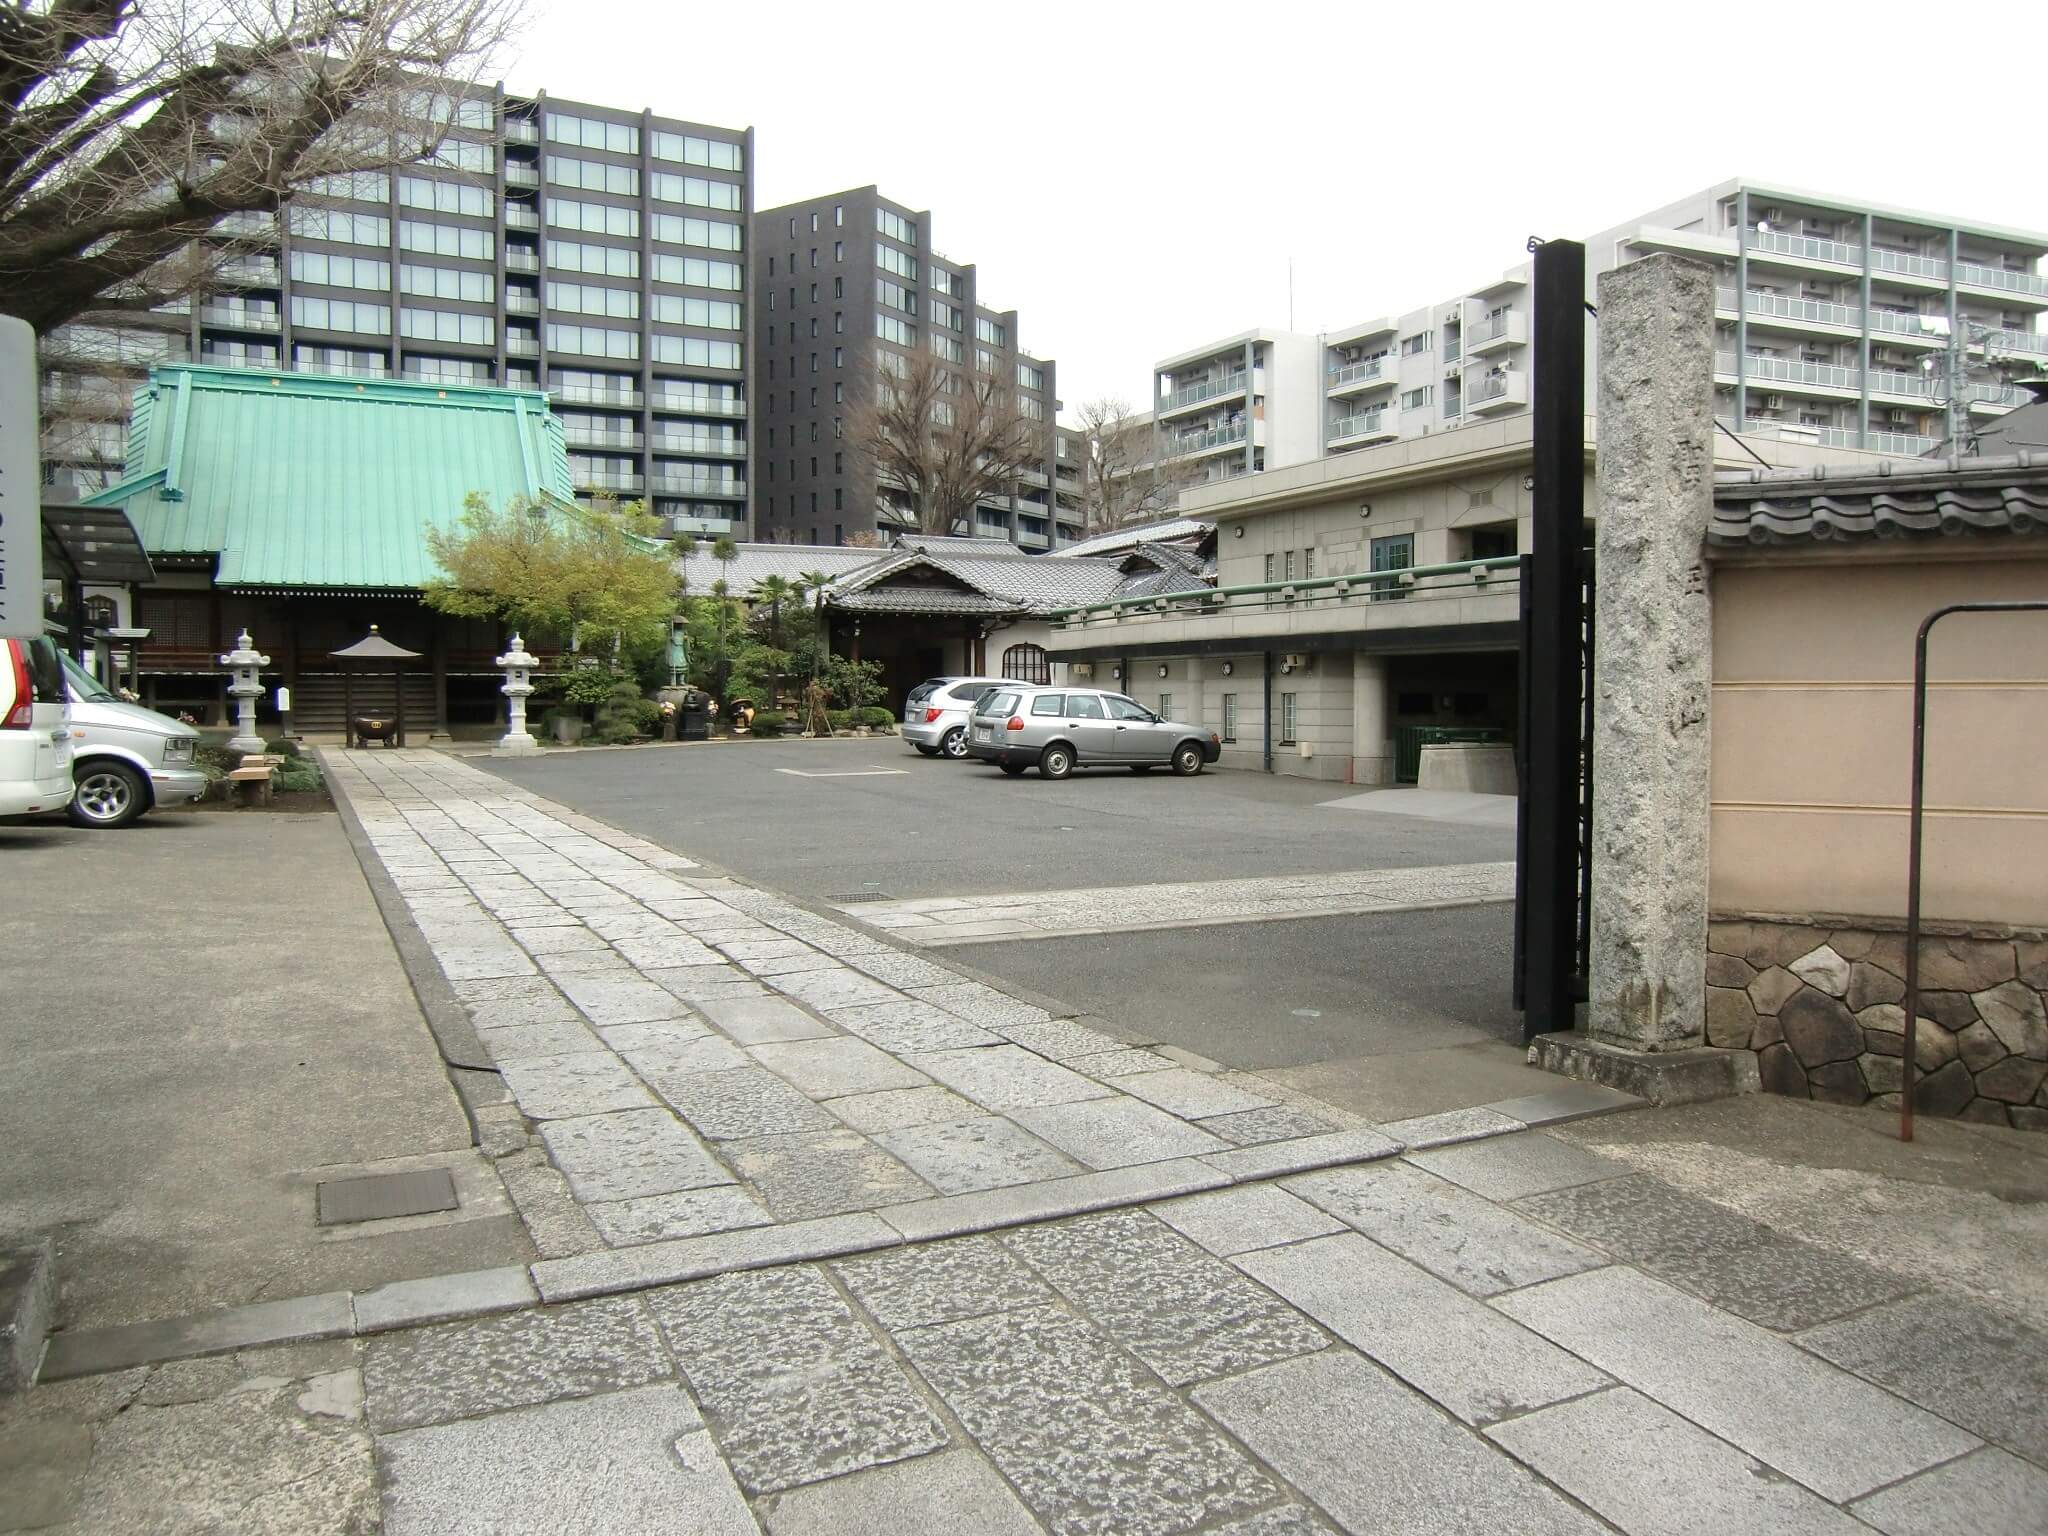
[1900,600,2048,1143]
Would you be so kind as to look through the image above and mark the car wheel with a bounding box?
[1039,743,1074,780]
[999,762,1027,777]
[70,760,148,828]
[940,726,968,760]
[1171,742,1204,776]
[914,743,939,756]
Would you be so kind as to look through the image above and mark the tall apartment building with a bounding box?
[1147,179,2048,482]
[750,187,1070,549]
[42,89,755,540]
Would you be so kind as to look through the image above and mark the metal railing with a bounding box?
[504,119,539,143]
[1161,372,1248,411]
[1718,286,1950,339]
[651,472,744,497]
[200,302,281,329]
[1469,372,1520,404]
[563,427,643,448]
[651,435,744,457]
[292,359,389,378]
[1326,357,1393,388]
[1050,554,1522,624]
[505,293,538,314]
[1167,420,1247,456]
[505,250,539,272]
[1328,410,1391,440]
[505,335,539,356]
[551,383,642,407]
[504,163,539,187]
[652,393,745,416]
[1816,425,1939,455]
[1954,260,2048,298]
[504,205,540,229]
[573,469,644,492]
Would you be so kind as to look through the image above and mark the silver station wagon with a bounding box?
[966,684,1221,779]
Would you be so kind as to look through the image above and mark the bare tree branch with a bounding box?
[844,347,1043,537]
[0,0,524,333]
[1071,395,1200,534]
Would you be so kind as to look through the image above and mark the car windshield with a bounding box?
[60,650,119,702]
[977,691,1021,717]
[1106,695,1154,722]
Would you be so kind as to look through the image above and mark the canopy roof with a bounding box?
[332,626,423,661]
[82,365,573,592]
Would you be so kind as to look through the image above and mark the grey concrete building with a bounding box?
[749,187,1070,550]
[42,88,755,541]
[1142,179,2048,481]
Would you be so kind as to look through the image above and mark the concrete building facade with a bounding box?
[1143,180,2048,482]
[42,88,755,541]
[749,187,1070,550]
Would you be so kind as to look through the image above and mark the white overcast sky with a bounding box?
[502,0,2048,423]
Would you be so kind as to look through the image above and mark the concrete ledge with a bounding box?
[0,1240,55,1393]
[1528,1032,1760,1107]
[39,1292,355,1382]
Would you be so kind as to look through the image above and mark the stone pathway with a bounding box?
[836,863,1517,945]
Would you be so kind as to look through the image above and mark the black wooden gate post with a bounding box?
[1516,238,1587,1040]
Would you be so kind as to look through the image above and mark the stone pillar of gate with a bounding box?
[1528,251,1759,1105]
[1350,652,1392,786]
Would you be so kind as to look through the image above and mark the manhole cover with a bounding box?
[316,1168,459,1226]
[829,892,893,903]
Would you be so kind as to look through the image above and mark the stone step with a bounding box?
[0,1238,56,1392]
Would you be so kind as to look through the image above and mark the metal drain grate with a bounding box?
[828,892,894,904]
[316,1168,459,1226]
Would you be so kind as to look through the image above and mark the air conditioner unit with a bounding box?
[1282,653,1309,671]
[1297,740,1315,760]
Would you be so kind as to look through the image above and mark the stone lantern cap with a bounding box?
[496,633,538,669]
[218,628,271,669]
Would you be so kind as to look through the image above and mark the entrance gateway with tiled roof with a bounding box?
[78,365,575,734]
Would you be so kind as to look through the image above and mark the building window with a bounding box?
[1002,644,1051,685]
[1303,548,1316,578]
[1158,693,1172,720]
[1400,331,1432,355]
[544,155,636,196]
[1401,386,1433,411]
[1370,533,1414,601]
[1221,694,1237,743]
[1283,550,1296,581]
[545,111,637,153]
[1279,693,1298,744]
[876,207,917,244]
[1263,553,1275,582]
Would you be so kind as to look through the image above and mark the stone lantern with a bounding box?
[495,632,540,754]
[218,628,271,754]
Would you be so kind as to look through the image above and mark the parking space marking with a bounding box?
[773,768,913,779]
[836,863,1517,946]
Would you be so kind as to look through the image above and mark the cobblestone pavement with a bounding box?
[838,864,1517,946]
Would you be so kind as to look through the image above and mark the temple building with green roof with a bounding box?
[82,365,574,734]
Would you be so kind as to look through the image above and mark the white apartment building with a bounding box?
[1147,179,2048,476]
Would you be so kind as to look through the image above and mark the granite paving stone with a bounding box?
[534,947,633,976]
[654,1065,845,1141]
[759,1448,1045,1536]
[750,1037,931,1098]
[1405,1130,1628,1201]
[583,1185,774,1247]
[1496,1266,1980,1501]
[433,946,536,981]
[1487,1386,1869,1535]
[1013,1096,1228,1169]
[533,1213,903,1302]
[553,973,693,1026]
[882,1160,1229,1244]
[908,1045,1115,1112]
[1206,1509,1340,1536]
[496,1150,605,1258]
[506,924,609,956]
[874,1116,1086,1194]
[827,1004,1003,1054]
[1194,1103,1345,1146]
[1849,1448,2048,1536]
[1236,1232,1609,1426]
[361,1295,669,1431]
[825,1084,985,1135]
[646,1265,948,1494]
[768,967,902,1010]
[1071,1047,1182,1079]
[1487,1082,1645,1126]
[538,1107,736,1203]
[909,983,1054,1028]
[992,1019,1131,1061]
[474,1019,602,1062]
[1193,1350,1610,1536]
[644,964,769,1003]
[726,1127,937,1219]
[596,1017,715,1053]
[498,1050,656,1120]
[1114,1068,1278,1119]
[1152,1185,1348,1257]
[1796,1293,2048,1463]
[352,1267,537,1334]
[617,1032,753,1078]
[583,910,687,940]
[449,975,563,1005]
[739,950,849,977]
[834,1233,1059,1330]
[1379,1105,1526,1149]
[697,994,837,1044]
[843,952,959,989]
[1284,1163,1606,1296]
[894,1302,1280,1536]
[714,937,819,961]
[613,934,725,970]
[1005,1209,1330,1386]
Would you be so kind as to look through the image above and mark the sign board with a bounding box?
[0,316,40,639]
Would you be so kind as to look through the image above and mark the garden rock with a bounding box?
[1918,938,2015,993]
[1911,1060,1975,1117]
[1975,1056,2048,1105]
[1973,981,2048,1060]
[1805,1059,1867,1105]
[1704,953,1756,990]
[1745,966,1803,1017]
[1956,1021,2009,1075]
[1756,1042,1807,1098]
[1788,944,1851,998]
[1778,988,1861,1067]
[1704,987,1759,1050]
[1844,961,1904,1012]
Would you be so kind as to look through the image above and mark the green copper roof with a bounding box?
[84,365,573,591]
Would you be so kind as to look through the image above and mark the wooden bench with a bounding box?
[228,754,281,806]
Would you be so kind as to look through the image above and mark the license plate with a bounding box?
[974,725,991,740]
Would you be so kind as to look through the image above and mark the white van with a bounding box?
[61,652,208,827]
[0,635,75,818]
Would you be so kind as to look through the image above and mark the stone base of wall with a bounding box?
[1705,916,2048,1130]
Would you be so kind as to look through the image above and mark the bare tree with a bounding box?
[846,347,1042,538]
[0,0,523,334]
[1072,395,1199,535]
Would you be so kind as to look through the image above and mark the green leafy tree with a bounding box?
[749,573,794,705]
[795,568,834,679]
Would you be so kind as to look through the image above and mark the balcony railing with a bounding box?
[1466,311,1526,349]
[505,249,539,273]
[1467,371,1527,408]
[1050,555,1521,627]
[573,468,644,492]
[504,204,540,230]
[217,257,281,286]
[505,163,539,188]
[505,118,538,143]
[652,393,745,416]
[1954,259,2048,298]
[1742,228,1958,285]
[1326,356,1393,390]
[651,471,745,498]
[292,359,388,378]
[1161,372,1247,411]
[1984,327,2048,356]
[1166,420,1248,457]
[1328,410,1393,442]
[199,302,283,330]
[651,435,744,457]
[505,334,539,357]
[1818,426,1939,455]
[505,292,538,314]
[551,383,642,407]
[1717,351,1865,393]
[1717,287,1948,339]
[563,426,643,449]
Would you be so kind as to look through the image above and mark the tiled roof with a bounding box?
[84,365,571,590]
[1055,517,1212,558]
[830,587,1022,615]
[892,534,1022,556]
[1709,454,2048,546]
[826,547,1129,617]
[675,543,879,592]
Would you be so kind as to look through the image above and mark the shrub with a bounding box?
[272,756,324,794]
[750,709,787,738]
[264,736,302,759]
[860,706,895,730]
[195,743,243,782]
[592,680,657,744]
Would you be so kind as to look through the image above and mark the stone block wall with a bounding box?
[1704,917,2048,1130]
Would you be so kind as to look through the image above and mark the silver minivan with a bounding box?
[61,653,207,828]
[966,684,1221,779]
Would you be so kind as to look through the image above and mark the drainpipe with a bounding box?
[1262,651,1275,773]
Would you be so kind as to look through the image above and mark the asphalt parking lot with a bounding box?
[479,737,1538,1121]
